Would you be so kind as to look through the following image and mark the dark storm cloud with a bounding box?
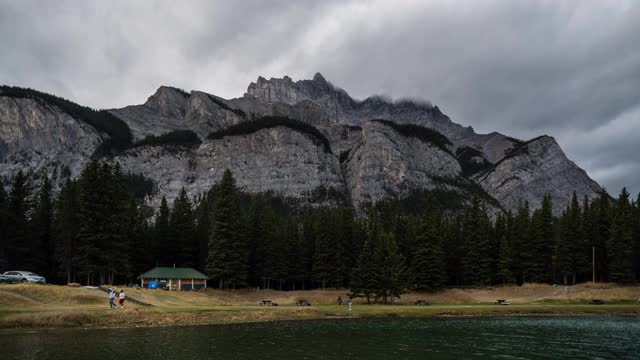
[1,0,638,194]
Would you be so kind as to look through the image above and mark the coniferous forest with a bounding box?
[1,161,639,303]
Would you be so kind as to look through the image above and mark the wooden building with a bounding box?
[139,267,208,291]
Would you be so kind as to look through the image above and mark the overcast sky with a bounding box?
[1,0,639,195]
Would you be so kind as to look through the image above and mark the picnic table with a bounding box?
[415,300,430,306]
[259,300,278,306]
[496,299,510,305]
[296,299,311,306]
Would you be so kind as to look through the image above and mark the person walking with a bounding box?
[348,296,352,311]
[118,289,126,308]
[338,296,343,305]
[108,288,116,309]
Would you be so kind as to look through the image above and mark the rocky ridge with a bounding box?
[0,74,603,214]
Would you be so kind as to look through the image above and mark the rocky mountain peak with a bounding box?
[312,72,329,87]
[143,86,191,120]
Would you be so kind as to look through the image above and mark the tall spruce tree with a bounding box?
[75,161,103,285]
[30,175,54,277]
[153,196,171,266]
[206,170,247,288]
[169,187,196,267]
[6,171,31,270]
[526,194,554,283]
[350,210,383,303]
[126,199,153,278]
[495,212,515,284]
[556,192,586,284]
[0,183,8,271]
[262,207,287,289]
[312,209,338,288]
[462,197,492,285]
[194,193,212,272]
[412,211,446,291]
[634,193,640,281]
[54,179,79,283]
[607,188,635,283]
[374,232,409,304]
[592,190,611,281]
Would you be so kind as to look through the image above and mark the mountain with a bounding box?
[0,74,602,214]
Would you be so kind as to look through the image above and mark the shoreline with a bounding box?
[2,304,639,332]
[2,283,640,332]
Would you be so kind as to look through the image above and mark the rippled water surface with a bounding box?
[3,316,639,359]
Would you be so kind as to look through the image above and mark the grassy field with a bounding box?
[1,283,639,330]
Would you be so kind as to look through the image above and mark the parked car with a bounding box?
[2,271,46,284]
[0,274,12,284]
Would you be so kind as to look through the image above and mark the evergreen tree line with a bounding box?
[1,163,639,297]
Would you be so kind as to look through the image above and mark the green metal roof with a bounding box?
[139,267,209,280]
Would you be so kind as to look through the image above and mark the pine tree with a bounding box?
[246,199,266,287]
[556,192,586,284]
[6,171,32,270]
[411,211,446,291]
[312,209,337,288]
[511,201,530,285]
[54,179,80,283]
[194,193,212,272]
[495,212,515,285]
[206,170,247,288]
[103,163,130,284]
[591,190,611,281]
[126,199,153,278]
[75,161,103,284]
[262,207,287,289]
[526,194,554,283]
[634,193,640,281]
[443,215,464,286]
[607,188,635,283]
[462,197,492,285]
[0,183,8,271]
[350,210,383,303]
[374,232,410,304]
[153,196,171,266]
[285,217,305,290]
[169,187,196,267]
[30,175,54,277]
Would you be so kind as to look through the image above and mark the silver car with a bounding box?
[2,271,46,284]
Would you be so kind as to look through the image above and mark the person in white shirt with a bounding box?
[118,289,126,308]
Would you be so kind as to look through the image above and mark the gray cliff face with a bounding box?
[343,121,462,208]
[114,126,344,207]
[0,74,604,216]
[0,96,101,187]
[475,136,602,214]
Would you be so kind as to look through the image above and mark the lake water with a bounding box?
[2,316,638,359]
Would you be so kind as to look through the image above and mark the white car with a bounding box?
[2,271,46,284]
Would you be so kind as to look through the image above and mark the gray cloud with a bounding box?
[1,0,638,195]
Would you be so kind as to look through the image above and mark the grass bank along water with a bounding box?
[1,283,639,329]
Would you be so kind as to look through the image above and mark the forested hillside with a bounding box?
[0,160,638,302]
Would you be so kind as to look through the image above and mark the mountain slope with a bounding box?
[0,75,603,214]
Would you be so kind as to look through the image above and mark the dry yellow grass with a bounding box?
[0,284,106,307]
[2,283,640,330]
